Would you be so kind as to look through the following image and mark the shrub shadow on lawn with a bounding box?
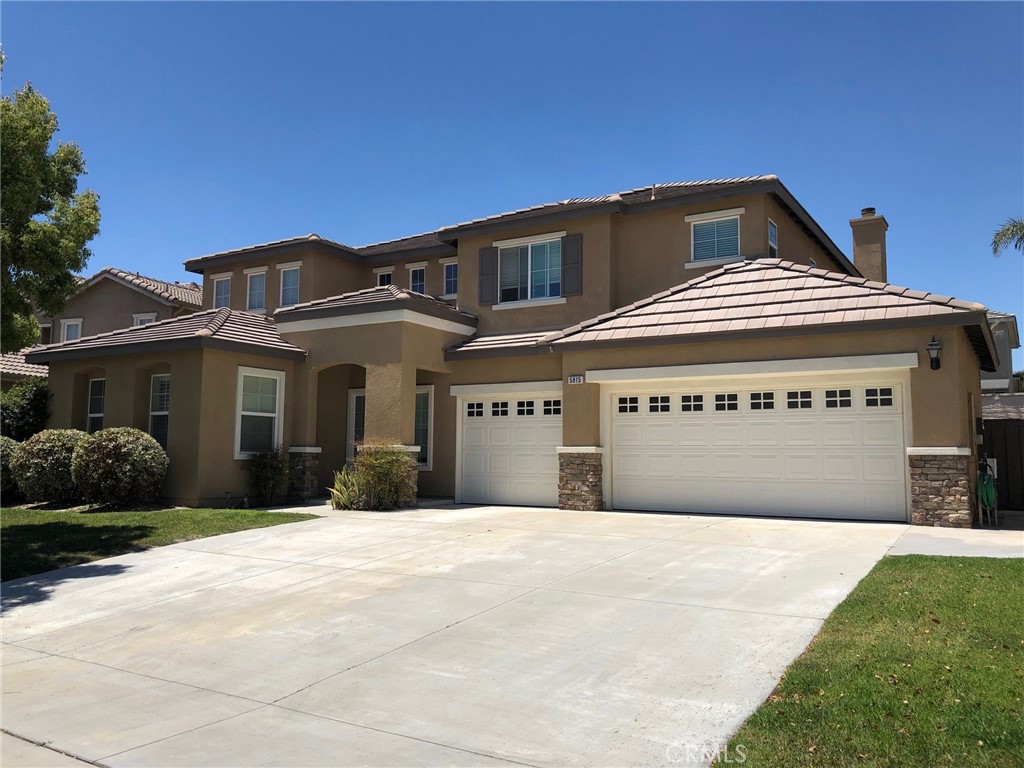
[1,520,153,585]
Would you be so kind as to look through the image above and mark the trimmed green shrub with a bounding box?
[0,377,50,441]
[353,441,416,511]
[9,428,88,503]
[328,466,363,510]
[1,436,22,503]
[244,445,289,507]
[71,428,169,506]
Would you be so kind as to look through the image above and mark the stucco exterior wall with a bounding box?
[763,196,843,273]
[42,279,180,341]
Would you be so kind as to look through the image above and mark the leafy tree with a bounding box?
[991,217,1024,256]
[1,54,100,353]
[0,377,50,440]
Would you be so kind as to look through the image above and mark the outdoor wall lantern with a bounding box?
[926,337,942,370]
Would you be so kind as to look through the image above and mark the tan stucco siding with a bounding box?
[43,279,178,341]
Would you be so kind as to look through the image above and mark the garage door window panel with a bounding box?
[491,401,509,417]
[715,393,738,412]
[787,390,813,410]
[543,399,561,415]
[467,402,484,417]
[617,396,639,414]
[865,387,895,408]
[825,389,853,408]
[750,392,775,411]
[517,400,535,416]
[681,394,704,412]
[649,395,671,413]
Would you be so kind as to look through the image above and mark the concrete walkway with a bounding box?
[1,506,1019,767]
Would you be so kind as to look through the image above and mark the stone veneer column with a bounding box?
[558,449,604,511]
[908,453,973,528]
[288,447,322,501]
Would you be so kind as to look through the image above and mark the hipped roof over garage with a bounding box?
[540,259,997,371]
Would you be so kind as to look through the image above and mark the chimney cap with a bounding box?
[861,207,876,217]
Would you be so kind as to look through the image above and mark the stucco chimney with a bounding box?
[850,207,888,282]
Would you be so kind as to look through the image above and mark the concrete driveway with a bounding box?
[0,506,968,767]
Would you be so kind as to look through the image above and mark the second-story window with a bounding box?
[443,261,458,297]
[61,319,83,342]
[247,271,266,311]
[280,266,300,307]
[213,276,231,308]
[375,268,394,287]
[499,238,561,303]
[133,313,157,326]
[768,219,779,259]
[409,266,425,293]
[686,208,744,263]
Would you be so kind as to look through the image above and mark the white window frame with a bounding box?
[87,377,105,433]
[373,266,395,287]
[768,218,779,258]
[278,263,301,307]
[234,366,285,459]
[212,274,232,309]
[406,262,427,294]
[684,207,744,267]
[149,373,171,448]
[493,230,567,306]
[61,318,83,342]
[133,312,157,326]
[346,385,434,471]
[440,256,458,299]
[244,267,268,313]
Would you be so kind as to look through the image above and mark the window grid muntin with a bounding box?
[787,390,813,409]
[649,395,671,413]
[377,271,393,287]
[825,388,853,409]
[750,392,775,411]
[238,373,280,454]
[409,267,425,294]
[715,393,739,411]
[617,396,639,414]
[87,378,105,433]
[246,272,266,311]
[467,402,484,418]
[865,387,895,408]
[414,390,430,464]
[149,374,171,449]
[213,277,231,308]
[491,401,509,417]
[543,399,561,416]
[681,394,704,412]
[517,400,535,416]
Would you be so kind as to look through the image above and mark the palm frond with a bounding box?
[991,217,1024,255]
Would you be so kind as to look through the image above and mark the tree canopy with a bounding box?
[1,56,100,353]
[991,217,1024,256]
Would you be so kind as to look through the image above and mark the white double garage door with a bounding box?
[457,372,910,521]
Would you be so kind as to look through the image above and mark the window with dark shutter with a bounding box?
[562,233,583,296]
[478,247,498,305]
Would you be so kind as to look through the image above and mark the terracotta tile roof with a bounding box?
[86,266,203,307]
[25,308,306,363]
[982,393,1024,420]
[437,176,778,234]
[446,331,554,359]
[274,285,477,327]
[0,350,48,379]
[543,259,989,348]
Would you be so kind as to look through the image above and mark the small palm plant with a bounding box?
[991,217,1024,256]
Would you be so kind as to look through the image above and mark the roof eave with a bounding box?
[275,297,478,328]
[436,202,626,243]
[184,239,362,274]
[26,336,306,364]
[359,244,457,264]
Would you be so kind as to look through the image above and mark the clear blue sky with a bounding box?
[3,2,1022,365]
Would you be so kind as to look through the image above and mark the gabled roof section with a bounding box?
[0,349,48,379]
[987,310,1020,349]
[84,267,202,307]
[25,308,306,363]
[543,258,997,371]
[274,284,477,328]
[184,234,364,274]
[982,393,1024,420]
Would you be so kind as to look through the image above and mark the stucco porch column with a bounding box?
[364,360,417,446]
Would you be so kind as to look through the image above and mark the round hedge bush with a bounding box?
[1,435,21,502]
[9,429,88,503]
[71,427,169,506]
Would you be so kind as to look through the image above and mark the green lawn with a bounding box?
[0,507,319,582]
[726,556,1024,767]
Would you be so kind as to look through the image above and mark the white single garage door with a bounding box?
[610,380,908,520]
[459,395,562,506]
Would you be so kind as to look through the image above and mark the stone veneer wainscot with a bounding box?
[908,453,973,528]
[558,452,604,511]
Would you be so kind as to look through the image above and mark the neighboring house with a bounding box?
[28,175,999,527]
[981,393,1024,510]
[981,311,1020,393]
[0,351,48,392]
[36,266,203,344]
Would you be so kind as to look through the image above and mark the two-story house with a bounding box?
[28,176,998,526]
